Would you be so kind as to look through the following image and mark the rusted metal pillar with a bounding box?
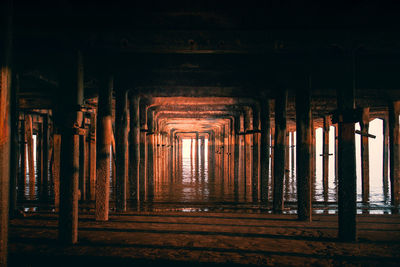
[360,107,370,203]
[337,74,357,241]
[0,0,12,262]
[115,89,128,211]
[95,75,113,221]
[260,98,270,203]
[322,116,330,201]
[128,93,140,203]
[389,101,400,211]
[296,87,312,221]
[273,89,287,213]
[382,115,389,200]
[58,50,84,244]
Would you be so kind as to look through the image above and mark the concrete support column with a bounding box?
[0,0,12,263]
[360,107,370,203]
[337,80,357,241]
[260,99,271,203]
[296,87,312,221]
[115,89,128,211]
[273,89,287,213]
[95,75,113,221]
[322,116,330,201]
[389,101,400,211]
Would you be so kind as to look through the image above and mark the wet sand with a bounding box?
[9,211,400,266]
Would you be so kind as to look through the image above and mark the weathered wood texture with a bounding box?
[273,89,287,213]
[115,89,128,211]
[95,76,113,221]
[296,88,312,221]
[322,115,330,201]
[389,101,400,211]
[0,0,12,264]
[260,98,270,203]
[128,94,140,202]
[360,107,370,203]
[337,75,357,241]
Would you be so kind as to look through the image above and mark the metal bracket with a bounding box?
[355,130,376,139]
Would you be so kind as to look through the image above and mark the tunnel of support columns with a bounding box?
[1,0,400,266]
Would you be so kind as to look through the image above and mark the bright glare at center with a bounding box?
[182,139,192,158]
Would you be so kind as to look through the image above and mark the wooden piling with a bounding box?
[88,112,96,201]
[290,131,295,175]
[9,73,19,217]
[296,87,312,221]
[389,101,400,211]
[95,75,113,221]
[322,116,330,201]
[260,98,270,203]
[58,50,84,244]
[0,0,12,263]
[337,79,357,241]
[139,128,147,202]
[273,89,287,213]
[53,134,61,210]
[382,116,389,199]
[19,116,27,201]
[25,115,35,199]
[79,119,87,201]
[128,93,140,203]
[58,111,80,244]
[360,107,370,203]
[42,114,49,201]
[115,89,128,211]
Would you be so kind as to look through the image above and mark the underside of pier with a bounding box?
[1,0,400,266]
